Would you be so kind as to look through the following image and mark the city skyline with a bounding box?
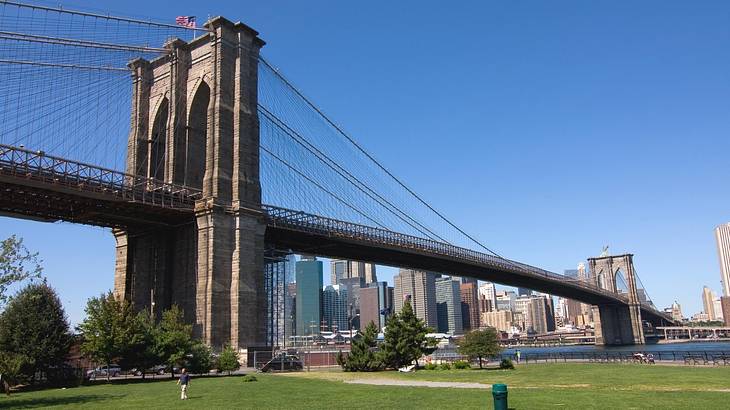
[1,0,729,325]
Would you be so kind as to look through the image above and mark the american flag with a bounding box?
[175,16,196,28]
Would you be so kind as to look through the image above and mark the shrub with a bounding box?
[241,375,257,382]
[499,358,515,370]
[453,360,471,369]
[423,363,437,370]
[439,362,451,370]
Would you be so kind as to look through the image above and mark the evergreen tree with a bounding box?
[77,292,137,381]
[154,305,193,377]
[457,328,502,368]
[0,282,71,381]
[339,321,381,372]
[378,300,435,369]
[216,345,240,375]
[0,235,43,307]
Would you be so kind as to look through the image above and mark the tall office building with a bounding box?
[460,281,479,331]
[435,277,463,335]
[296,257,323,336]
[394,269,437,329]
[517,288,532,297]
[526,296,550,334]
[331,259,378,285]
[478,282,497,312]
[702,286,717,320]
[339,276,365,330]
[322,284,349,332]
[360,281,392,330]
[715,223,730,296]
[330,259,349,285]
[283,255,297,341]
[481,310,513,333]
[713,297,724,321]
[496,291,517,312]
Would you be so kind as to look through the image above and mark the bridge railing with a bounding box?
[0,143,201,209]
[263,205,664,312]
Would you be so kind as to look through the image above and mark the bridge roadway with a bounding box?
[0,143,672,324]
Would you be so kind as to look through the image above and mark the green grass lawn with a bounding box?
[1,364,729,409]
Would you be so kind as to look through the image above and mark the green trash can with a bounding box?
[492,383,508,410]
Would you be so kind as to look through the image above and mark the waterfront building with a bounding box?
[713,297,724,321]
[394,269,438,328]
[526,296,550,334]
[715,223,730,296]
[722,296,730,327]
[296,256,323,336]
[702,286,717,320]
[436,277,463,335]
[460,281,479,331]
[666,301,684,322]
[322,284,349,332]
[283,254,297,341]
[481,310,513,333]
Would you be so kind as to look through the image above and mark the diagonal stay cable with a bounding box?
[258,105,448,243]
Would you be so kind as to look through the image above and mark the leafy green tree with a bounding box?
[0,235,42,307]
[0,351,29,395]
[457,328,502,368]
[77,292,137,381]
[339,321,381,372]
[187,342,214,375]
[378,300,435,369]
[154,305,193,377]
[118,310,159,379]
[0,282,71,381]
[216,345,240,375]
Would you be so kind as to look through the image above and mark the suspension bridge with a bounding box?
[0,1,674,348]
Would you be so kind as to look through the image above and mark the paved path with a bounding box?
[346,379,488,389]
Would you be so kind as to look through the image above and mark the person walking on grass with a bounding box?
[177,368,190,400]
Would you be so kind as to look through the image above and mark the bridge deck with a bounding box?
[0,143,672,323]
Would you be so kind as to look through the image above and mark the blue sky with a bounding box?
[2,0,729,324]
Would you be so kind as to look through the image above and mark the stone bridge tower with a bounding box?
[587,254,644,345]
[113,17,267,350]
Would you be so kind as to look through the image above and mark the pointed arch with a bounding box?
[149,97,169,180]
[185,80,210,188]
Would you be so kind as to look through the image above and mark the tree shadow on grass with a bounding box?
[0,393,121,409]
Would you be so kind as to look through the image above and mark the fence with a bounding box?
[498,350,730,365]
[248,348,348,371]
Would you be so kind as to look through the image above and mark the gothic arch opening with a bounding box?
[149,97,169,180]
[615,268,629,294]
[185,81,210,188]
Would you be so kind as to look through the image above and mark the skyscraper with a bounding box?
[702,286,716,320]
[339,276,365,330]
[331,259,378,285]
[360,281,392,330]
[715,223,730,296]
[460,281,479,331]
[517,288,532,297]
[478,282,497,312]
[296,257,323,336]
[322,284,349,332]
[435,277,463,335]
[394,269,437,328]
